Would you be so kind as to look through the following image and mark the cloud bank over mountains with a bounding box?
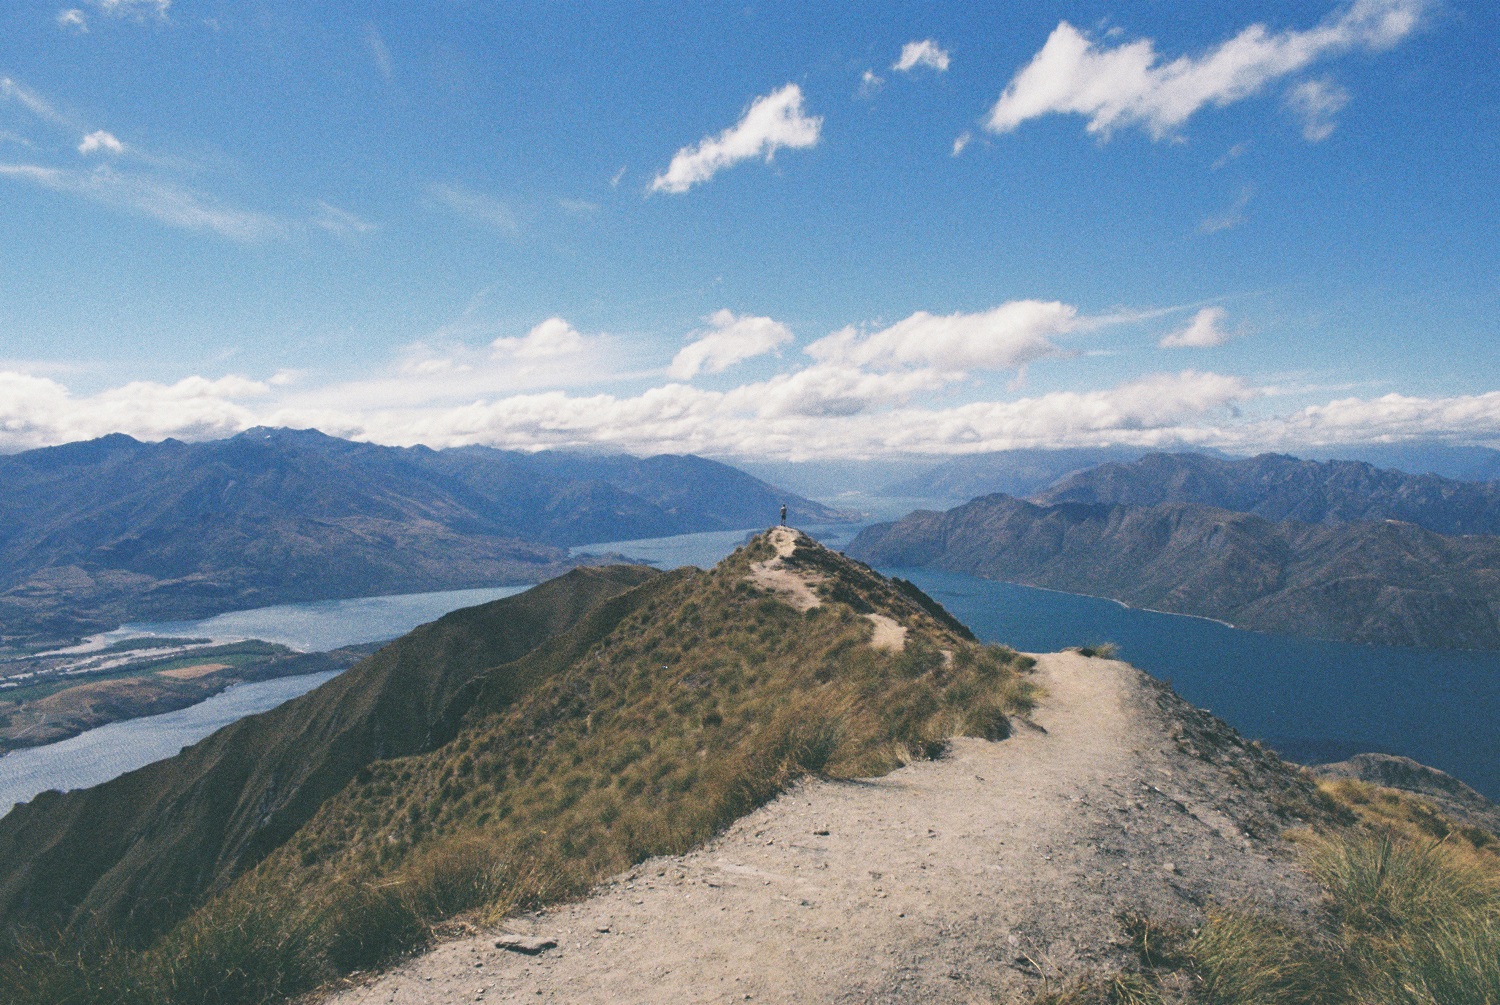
[4,299,1496,460]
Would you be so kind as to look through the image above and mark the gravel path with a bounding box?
[324,652,1324,1005]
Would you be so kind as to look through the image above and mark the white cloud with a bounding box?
[668,309,793,379]
[859,70,884,98]
[650,84,821,194]
[0,162,286,241]
[78,129,124,155]
[313,200,376,236]
[986,0,1422,139]
[558,197,598,213]
[1212,140,1249,169]
[893,39,951,73]
[1200,186,1252,234]
[1160,307,1231,347]
[806,301,1078,374]
[366,25,393,81]
[425,182,518,231]
[90,0,169,18]
[57,9,88,31]
[0,77,72,128]
[0,372,263,453]
[952,131,972,156]
[1286,77,1350,141]
[491,318,587,359]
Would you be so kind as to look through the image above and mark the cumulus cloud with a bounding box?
[78,129,124,155]
[986,0,1422,139]
[806,301,1078,374]
[57,9,88,31]
[650,84,821,194]
[1285,77,1350,140]
[668,310,794,379]
[1160,307,1231,348]
[491,318,587,359]
[893,39,951,73]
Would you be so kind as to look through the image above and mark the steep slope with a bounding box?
[0,564,657,943]
[0,428,845,646]
[3,530,1039,1005]
[1038,450,1500,534]
[324,650,1333,1005]
[846,494,1500,647]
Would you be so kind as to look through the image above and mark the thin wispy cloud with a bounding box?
[987,0,1423,139]
[858,70,884,98]
[0,162,287,241]
[1212,141,1250,169]
[651,84,821,194]
[425,182,519,231]
[952,131,972,156]
[313,200,376,237]
[57,9,88,31]
[0,77,74,128]
[90,0,170,19]
[1200,186,1253,234]
[1286,77,1350,141]
[893,39,950,73]
[366,25,394,81]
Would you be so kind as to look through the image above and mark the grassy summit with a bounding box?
[5,528,1036,1005]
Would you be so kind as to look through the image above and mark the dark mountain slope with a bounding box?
[1037,451,1500,535]
[846,494,1500,648]
[0,428,844,645]
[0,564,657,943]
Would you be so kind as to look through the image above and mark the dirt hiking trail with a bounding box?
[324,652,1325,1005]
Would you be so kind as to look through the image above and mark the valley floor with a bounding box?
[323,651,1324,1004]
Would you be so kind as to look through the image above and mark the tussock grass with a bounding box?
[1030,786,1500,1005]
[4,534,1037,1005]
[1075,642,1119,659]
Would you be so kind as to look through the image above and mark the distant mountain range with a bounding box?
[878,447,1155,502]
[0,428,845,647]
[846,492,1500,649]
[1036,452,1500,535]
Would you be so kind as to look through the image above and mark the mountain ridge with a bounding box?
[846,493,1500,648]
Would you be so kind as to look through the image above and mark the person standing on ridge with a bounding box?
[780,503,787,527]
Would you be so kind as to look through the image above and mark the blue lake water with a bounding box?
[0,583,531,816]
[0,671,340,815]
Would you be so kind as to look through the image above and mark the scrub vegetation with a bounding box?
[1033,780,1500,1005]
[2,532,1037,1005]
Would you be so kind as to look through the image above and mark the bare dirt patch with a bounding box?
[745,527,824,612]
[864,613,907,652]
[323,652,1325,1005]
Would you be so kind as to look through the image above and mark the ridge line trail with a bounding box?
[327,653,1321,1004]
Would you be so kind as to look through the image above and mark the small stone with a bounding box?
[495,935,557,955]
[1164,862,1179,874]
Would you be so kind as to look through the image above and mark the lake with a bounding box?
[0,583,530,815]
[4,522,1498,813]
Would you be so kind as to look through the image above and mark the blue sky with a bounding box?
[0,0,1495,459]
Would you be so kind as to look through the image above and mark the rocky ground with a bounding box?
[323,647,1331,1005]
